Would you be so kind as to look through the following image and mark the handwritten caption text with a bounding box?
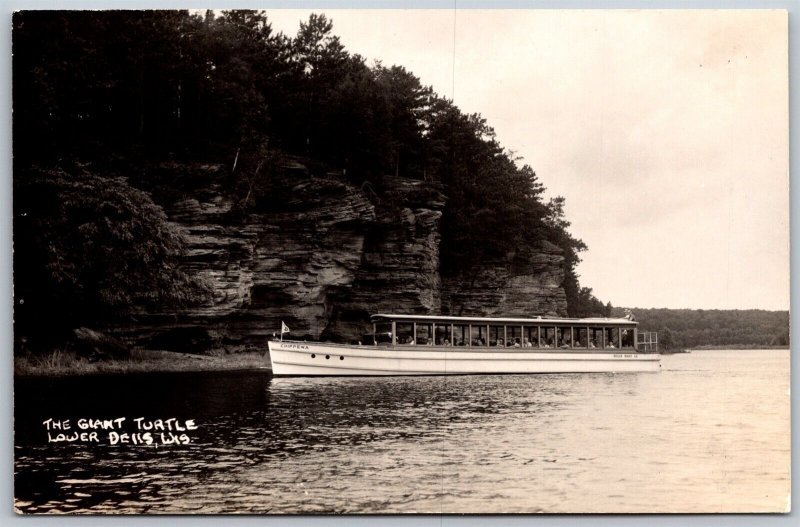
[43,418,198,446]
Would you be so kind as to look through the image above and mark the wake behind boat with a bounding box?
[267,313,660,376]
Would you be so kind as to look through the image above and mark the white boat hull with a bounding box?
[268,341,661,376]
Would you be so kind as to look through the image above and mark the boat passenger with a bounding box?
[513,338,521,348]
[590,340,597,348]
[606,340,615,349]
[443,338,451,346]
[574,340,581,347]
[496,338,505,347]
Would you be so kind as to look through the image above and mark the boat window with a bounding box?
[621,328,635,348]
[524,326,539,347]
[375,322,393,344]
[396,323,414,344]
[375,331,392,344]
[575,328,588,348]
[435,324,452,345]
[507,326,522,347]
[470,325,486,346]
[416,323,433,345]
[453,324,469,346]
[605,328,619,348]
[489,325,504,347]
[556,327,572,348]
[588,327,603,348]
[541,327,556,348]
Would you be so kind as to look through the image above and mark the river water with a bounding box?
[14,349,790,514]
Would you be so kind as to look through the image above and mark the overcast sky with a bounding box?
[265,9,788,311]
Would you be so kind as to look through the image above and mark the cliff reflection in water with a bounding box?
[15,350,790,513]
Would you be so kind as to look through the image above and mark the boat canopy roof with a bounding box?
[371,313,637,327]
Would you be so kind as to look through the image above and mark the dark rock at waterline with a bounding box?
[73,327,131,361]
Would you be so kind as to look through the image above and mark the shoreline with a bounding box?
[14,346,789,378]
[14,349,272,378]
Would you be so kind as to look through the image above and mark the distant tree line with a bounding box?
[13,10,605,345]
[612,308,790,349]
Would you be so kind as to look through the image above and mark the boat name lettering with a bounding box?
[281,343,309,350]
[613,354,636,358]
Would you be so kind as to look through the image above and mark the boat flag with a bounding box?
[280,321,290,341]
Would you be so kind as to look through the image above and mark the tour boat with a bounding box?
[267,314,660,376]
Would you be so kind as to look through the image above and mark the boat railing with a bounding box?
[637,331,658,353]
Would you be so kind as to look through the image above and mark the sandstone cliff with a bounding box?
[114,161,567,352]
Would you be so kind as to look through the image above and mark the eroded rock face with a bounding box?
[114,163,568,352]
[322,176,446,342]
[441,241,568,318]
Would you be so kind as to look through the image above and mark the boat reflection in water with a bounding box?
[268,313,660,376]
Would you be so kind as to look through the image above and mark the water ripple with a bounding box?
[14,350,790,513]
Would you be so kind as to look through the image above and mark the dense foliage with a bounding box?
[13,10,603,328]
[14,167,211,343]
[612,308,790,349]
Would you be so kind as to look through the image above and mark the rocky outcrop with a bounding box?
[322,176,446,342]
[441,241,567,318]
[113,161,568,352]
